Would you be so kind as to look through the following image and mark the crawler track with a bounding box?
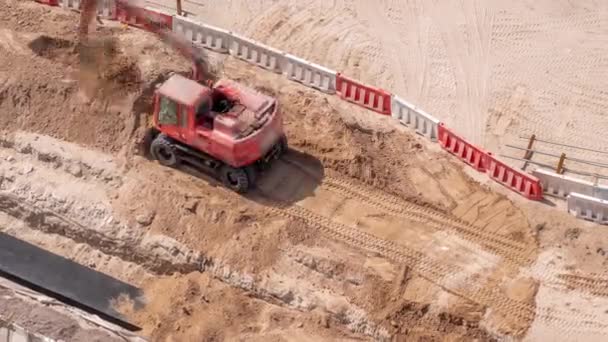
[281,156,608,302]
[282,156,535,265]
[257,190,608,336]
[556,273,608,298]
[319,173,608,304]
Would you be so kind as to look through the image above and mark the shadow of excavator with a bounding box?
[141,145,324,206]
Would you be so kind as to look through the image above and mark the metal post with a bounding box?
[556,153,566,174]
[176,0,183,16]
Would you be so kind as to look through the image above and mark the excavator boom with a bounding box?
[78,0,98,43]
[79,0,213,82]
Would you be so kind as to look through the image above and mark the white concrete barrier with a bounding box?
[594,184,608,201]
[532,168,596,198]
[283,54,336,94]
[58,0,116,19]
[58,0,81,11]
[229,34,285,73]
[172,16,231,53]
[97,0,116,18]
[568,193,608,225]
[391,96,439,141]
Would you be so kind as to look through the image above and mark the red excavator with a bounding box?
[79,0,287,193]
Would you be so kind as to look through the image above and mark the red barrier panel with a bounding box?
[143,6,173,29]
[117,6,173,31]
[35,0,58,5]
[116,3,144,28]
[437,123,489,172]
[336,74,391,115]
[486,155,544,200]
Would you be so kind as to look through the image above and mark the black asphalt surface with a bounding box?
[0,232,143,330]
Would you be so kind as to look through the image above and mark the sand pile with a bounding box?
[6,1,608,341]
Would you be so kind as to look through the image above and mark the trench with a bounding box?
[0,191,391,341]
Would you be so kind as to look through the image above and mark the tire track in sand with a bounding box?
[281,155,533,264]
[255,191,608,336]
[277,155,608,325]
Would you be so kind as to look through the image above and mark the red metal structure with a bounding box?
[80,0,287,192]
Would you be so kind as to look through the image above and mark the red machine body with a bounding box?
[152,75,283,168]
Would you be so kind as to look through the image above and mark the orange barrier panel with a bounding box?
[143,6,173,29]
[36,0,58,5]
[336,74,391,115]
[117,5,173,31]
[437,123,489,172]
[486,155,544,200]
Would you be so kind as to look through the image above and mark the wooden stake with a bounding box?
[176,0,183,16]
[556,153,566,174]
[524,134,536,160]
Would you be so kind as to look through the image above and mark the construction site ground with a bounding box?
[1,1,608,341]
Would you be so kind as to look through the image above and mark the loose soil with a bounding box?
[1,1,607,341]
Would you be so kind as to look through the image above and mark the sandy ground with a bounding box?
[0,277,144,342]
[154,0,608,184]
[0,0,608,341]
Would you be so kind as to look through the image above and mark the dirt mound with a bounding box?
[0,9,146,154]
[0,1,565,341]
[120,272,364,341]
[77,35,142,101]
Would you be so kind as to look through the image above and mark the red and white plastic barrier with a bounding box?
[391,96,439,141]
[486,155,543,200]
[437,123,489,172]
[97,0,116,19]
[438,123,544,200]
[284,54,337,94]
[229,34,285,74]
[36,0,58,5]
[532,168,596,198]
[143,6,173,29]
[117,4,173,31]
[56,0,117,20]
[568,193,608,225]
[336,74,391,115]
[172,15,231,53]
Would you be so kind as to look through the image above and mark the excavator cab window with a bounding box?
[158,96,178,125]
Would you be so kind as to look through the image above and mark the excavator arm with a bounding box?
[79,0,214,83]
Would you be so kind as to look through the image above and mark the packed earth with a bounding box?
[1,0,608,341]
